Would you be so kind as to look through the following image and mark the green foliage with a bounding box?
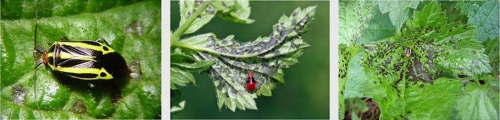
[340,1,499,119]
[357,4,396,44]
[457,82,499,120]
[377,1,419,31]
[1,1,161,119]
[339,1,375,46]
[170,0,316,112]
[456,1,499,41]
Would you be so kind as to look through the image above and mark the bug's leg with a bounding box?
[96,38,111,46]
[61,36,69,41]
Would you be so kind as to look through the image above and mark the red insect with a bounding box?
[246,72,256,92]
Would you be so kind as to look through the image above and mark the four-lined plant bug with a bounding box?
[34,37,130,80]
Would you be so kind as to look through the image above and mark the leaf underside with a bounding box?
[171,0,317,112]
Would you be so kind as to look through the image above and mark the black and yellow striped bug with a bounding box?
[34,37,130,80]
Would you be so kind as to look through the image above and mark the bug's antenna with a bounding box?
[33,0,40,110]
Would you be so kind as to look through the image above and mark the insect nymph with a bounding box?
[35,37,129,80]
[405,48,412,58]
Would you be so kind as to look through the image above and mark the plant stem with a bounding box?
[171,1,211,46]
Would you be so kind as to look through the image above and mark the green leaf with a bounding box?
[410,1,447,28]
[176,5,315,58]
[339,1,376,45]
[344,52,376,99]
[171,48,195,63]
[179,0,215,34]
[357,4,397,45]
[483,38,499,74]
[210,1,254,24]
[1,0,142,20]
[170,101,186,114]
[170,67,195,90]
[171,60,214,72]
[377,1,419,31]
[1,1,160,119]
[178,0,254,34]
[403,78,462,119]
[457,82,499,120]
[1,98,93,119]
[368,78,461,119]
[457,1,499,41]
[341,1,497,119]
[435,37,492,77]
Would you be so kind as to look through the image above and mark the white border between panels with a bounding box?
[331,0,339,119]
[162,0,171,119]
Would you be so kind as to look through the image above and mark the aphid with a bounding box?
[246,72,256,92]
[34,37,130,80]
[405,48,412,58]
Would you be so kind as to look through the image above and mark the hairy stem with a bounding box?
[171,1,211,46]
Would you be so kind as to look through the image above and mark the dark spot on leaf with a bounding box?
[71,100,87,114]
[12,85,27,105]
[458,74,467,78]
[129,59,142,80]
[478,80,485,85]
[125,21,143,36]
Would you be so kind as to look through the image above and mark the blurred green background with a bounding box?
[170,1,330,119]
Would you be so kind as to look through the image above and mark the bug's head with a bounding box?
[248,72,254,78]
[33,45,47,68]
[42,51,48,65]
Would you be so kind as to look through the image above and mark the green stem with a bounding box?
[171,1,211,46]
